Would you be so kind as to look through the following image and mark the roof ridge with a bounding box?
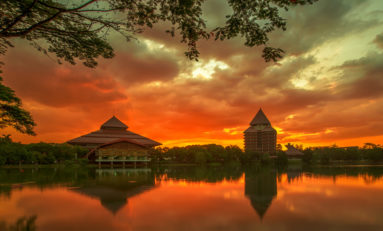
[101,116,128,129]
[250,108,271,126]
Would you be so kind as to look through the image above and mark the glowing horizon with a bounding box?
[2,0,383,148]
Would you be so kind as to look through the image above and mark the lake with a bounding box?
[1,165,383,231]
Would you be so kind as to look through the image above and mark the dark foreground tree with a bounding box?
[1,0,317,63]
[0,0,317,134]
[0,72,35,135]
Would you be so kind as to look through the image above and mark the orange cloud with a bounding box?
[2,1,383,148]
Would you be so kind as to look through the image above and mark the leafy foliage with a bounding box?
[276,151,288,166]
[0,74,35,135]
[302,144,383,164]
[149,144,280,165]
[0,0,317,63]
[149,144,246,164]
[0,136,88,165]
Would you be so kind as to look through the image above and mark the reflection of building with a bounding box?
[244,168,277,219]
[244,108,277,154]
[73,169,156,214]
[67,116,161,164]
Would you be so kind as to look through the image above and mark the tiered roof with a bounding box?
[285,144,304,156]
[250,108,271,125]
[245,108,276,133]
[67,116,161,147]
[101,116,129,129]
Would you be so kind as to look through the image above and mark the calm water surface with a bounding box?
[1,165,383,231]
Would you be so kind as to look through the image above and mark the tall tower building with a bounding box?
[244,108,277,154]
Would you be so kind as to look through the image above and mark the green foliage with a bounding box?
[149,144,245,164]
[0,76,35,135]
[0,152,5,165]
[302,148,313,164]
[360,147,383,163]
[260,153,271,164]
[276,151,288,166]
[225,145,244,162]
[303,145,383,165]
[0,138,88,165]
[194,151,207,164]
[0,0,317,63]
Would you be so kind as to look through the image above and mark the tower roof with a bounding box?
[101,116,128,129]
[250,108,271,126]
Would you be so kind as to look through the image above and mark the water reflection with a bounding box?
[0,216,37,231]
[1,165,383,231]
[244,167,277,219]
[72,169,156,214]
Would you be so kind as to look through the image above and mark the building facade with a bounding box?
[67,116,161,165]
[244,108,277,154]
[86,139,151,167]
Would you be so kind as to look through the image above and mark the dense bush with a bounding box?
[302,148,313,163]
[148,144,279,165]
[149,144,248,164]
[360,147,383,162]
[276,151,288,166]
[302,144,383,164]
[0,135,88,165]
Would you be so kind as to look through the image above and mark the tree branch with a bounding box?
[1,0,38,33]
[0,0,101,38]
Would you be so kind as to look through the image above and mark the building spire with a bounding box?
[100,116,128,130]
[250,108,271,126]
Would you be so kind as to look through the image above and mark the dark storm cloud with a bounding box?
[3,45,127,108]
[335,52,383,99]
[105,51,179,85]
[270,0,377,56]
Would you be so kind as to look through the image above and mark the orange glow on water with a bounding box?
[2,171,383,231]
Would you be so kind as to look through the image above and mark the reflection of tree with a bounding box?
[286,169,303,183]
[0,216,37,231]
[244,167,277,220]
[73,169,156,214]
[153,165,243,183]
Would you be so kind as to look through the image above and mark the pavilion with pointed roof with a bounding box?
[244,108,277,154]
[68,116,161,149]
[67,116,161,165]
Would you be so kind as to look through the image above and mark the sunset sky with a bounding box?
[2,0,383,148]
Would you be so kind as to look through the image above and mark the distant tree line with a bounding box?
[148,144,288,165]
[1,136,382,166]
[301,143,383,164]
[0,135,88,165]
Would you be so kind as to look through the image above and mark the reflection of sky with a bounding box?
[1,174,383,231]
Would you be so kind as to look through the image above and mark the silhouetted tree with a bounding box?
[0,74,35,135]
[0,0,317,134]
[1,0,317,63]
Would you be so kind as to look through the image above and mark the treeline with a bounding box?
[149,144,287,165]
[302,144,383,164]
[149,144,243,164]
[0,135,88,165]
